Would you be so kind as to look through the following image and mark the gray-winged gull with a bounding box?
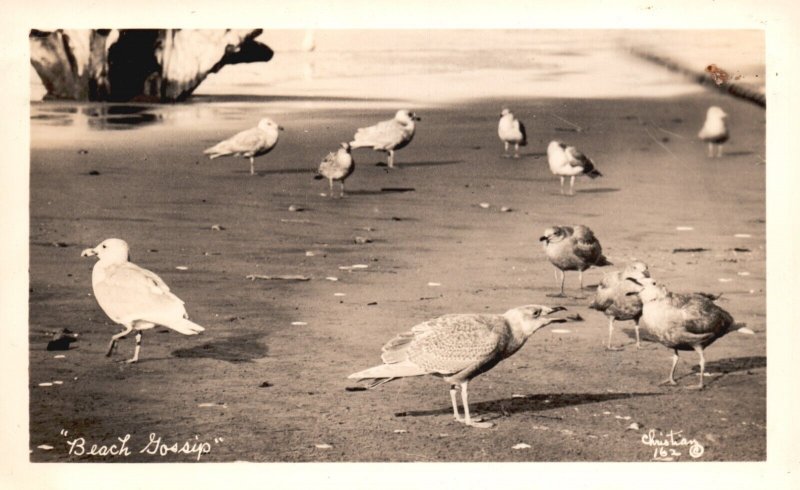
[348,305,571,428]
[546,140,602,195]
[626,277,734,389]
[697,106,729,158]
[315,142,354,198]
[204,118,283,175]
[498,108,527,158]
[350,110,420,168]
[589,261,650,350]
[81,238,205,363]
[539,225,612,297]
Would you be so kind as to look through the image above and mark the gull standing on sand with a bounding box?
[540,225,612,297]
[348,305,572,428]
[498,108,527,158]
[203,118,283,175]
[350,110,420,168]
[315,142,354,198]
[626,277,734,389]
[589,261,650,350]
[81,238,205,364]
[546,141,603,195]
[698,106,729,158]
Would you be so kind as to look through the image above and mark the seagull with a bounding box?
[203,118,283,175]
[81,238,205,363]
[315,142,354,198]
[626,277,734,389]
[546,141,602,195]
[498,108,527,158]
[698,106,729,158]
[589,261,650,350]
[350,110,420,168]
[539,225,612,297]
[348,305,572,428]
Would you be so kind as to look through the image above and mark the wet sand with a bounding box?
[29,92,765,461]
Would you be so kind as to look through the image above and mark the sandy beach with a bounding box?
[29,89,765,461]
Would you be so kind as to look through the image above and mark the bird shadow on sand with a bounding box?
[346,188,417,196]
[723,151,754,157]
[576,188,621,194]
[171,333,268,363]
[245,168,316,176]
[376,160,464,168]
[395,392,661,421]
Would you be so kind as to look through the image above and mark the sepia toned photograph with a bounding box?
[4,0,799,488]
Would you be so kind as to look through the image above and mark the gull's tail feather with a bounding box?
[595,255,613,267]
[348,360,428,387]
[586,168,603,179]
[167,318,206,335]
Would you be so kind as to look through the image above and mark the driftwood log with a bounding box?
[30,29,273,102]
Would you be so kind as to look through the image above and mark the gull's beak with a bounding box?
[543,306,570,323]
[278,126,285,131]
[81,247,97,257]
[412,114,421,121]
[539,236,548,243]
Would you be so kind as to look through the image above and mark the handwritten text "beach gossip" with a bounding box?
[61,430,223,461]
[641,429,704,461]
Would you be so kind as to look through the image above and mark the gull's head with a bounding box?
[81,238,130,264]
[624,277,665,303]
[258,118,284,132]
[547,140,564,155]
[539,226,565,245]
[504,305,571,335]
[706,106,727,120]
[395,110,421,123]
[623,261,650,281]
[501,108,511,117]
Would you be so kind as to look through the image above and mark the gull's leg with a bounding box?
[569,175,576,195]
[579,269,584,289]
[660,349,680,386]
[123,331,142,364]
[460,381,493,428]
[503,141,509,157]
[634,320,642,349]
[388,150,395,168]
[450,385,464,422]
[249,157,255,176]
[547,268,567,298]
[560,270,566,296]
[513,143,520,159]
[560,176,565,194]
[340,180,346,198]
[707,143,714,158]
[606,318,623,351]
[687,346,706,390]
[717,144,723,158]
[107,325,133,357]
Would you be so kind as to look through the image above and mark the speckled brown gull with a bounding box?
[81,238,205,363]
[204,118,283,175]
[539,225,612,297]
[350,110,420,168]
[546,140,602,195]
[627,277,734,389]
[589,261,650,350]
[498,108,527,158]
[348,305,570,428]
[697,106,729,158]
[315,142,354,198]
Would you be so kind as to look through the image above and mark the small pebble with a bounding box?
[326,277,339,281]
[427,282,441,287]
[210,224,225,231]
[718,278,732,282]
[479,202,490,209]
[291,322,308,326]
[512,443,531,449]
[175,266,189,271]
[737,272,750,276]
[737,327,755,335]
[38,382,53,387]
[354,236,372,244]
[551,329,571,334]
[500,206,512,212]
[53,355,65,359]
[734,233,751,238]
[393,429,408,434]
[627,422,641,431]
[288,205,303,212]
[334,293,346,297]
[676,226,694,231]
[37,445,54,450]
[315,444,332,449]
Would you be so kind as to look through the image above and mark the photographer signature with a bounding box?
[641,429,704,461]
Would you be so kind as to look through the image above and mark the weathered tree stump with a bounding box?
[30,29,273,102]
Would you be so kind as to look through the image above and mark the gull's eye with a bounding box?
[102,244,106,248]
